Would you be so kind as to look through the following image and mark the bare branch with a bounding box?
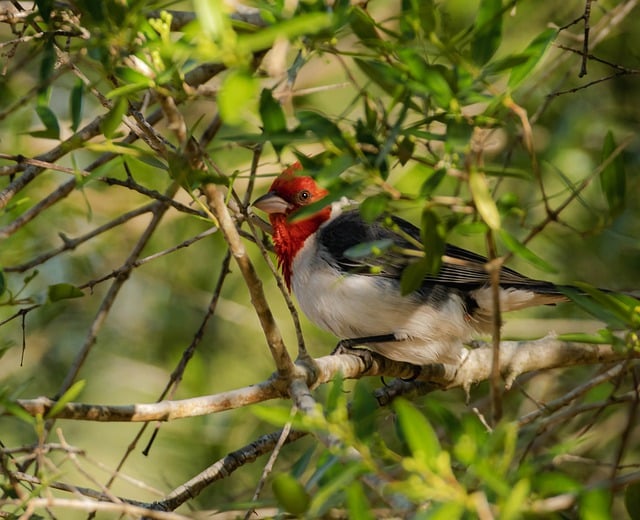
[14,339,639,423]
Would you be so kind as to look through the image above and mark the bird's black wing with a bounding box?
[318,210,559,294]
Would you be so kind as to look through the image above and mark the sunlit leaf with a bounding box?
[346,481,375,520]
[218,70,258,125]
[394,398,441,466]
[508,28,556,88]
[359,193,390,222]
[600,130,626,216]
[48,283,84,302]
[101,97,128,138]
[46,380,86,419]
[579,488,611,520]
[469,169,500,230]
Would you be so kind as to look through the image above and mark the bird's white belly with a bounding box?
[291,238,473,365]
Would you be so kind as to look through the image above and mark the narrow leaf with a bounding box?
[508,28,556,88]
[346,481,375,520]
[469,169,500,230]
[272,473,310,515]
[394,398,441,466]
[35,0,53,21]
[34,105,60,139]
[349,7,381,45]
[46,380,86,419]
[39,38,55,90]
[498,229,557,273]
[259,88,287,156]
[472,0,503,65]
[421,208,446,274]
[344,239,394,260]
[70,80,84,132]
[400,258,429,295]
[600,131,626,216]
[101,97,128,138]
[625,481,640,520]
[48,283,84,302]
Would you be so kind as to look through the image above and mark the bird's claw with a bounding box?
[332,340,375,372]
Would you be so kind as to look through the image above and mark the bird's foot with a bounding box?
[332,340,377,372]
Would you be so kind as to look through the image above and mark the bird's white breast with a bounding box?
[290,228,474,365]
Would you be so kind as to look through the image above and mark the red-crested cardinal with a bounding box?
[253,163,567,366]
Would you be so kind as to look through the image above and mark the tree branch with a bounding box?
[14,338,638,422]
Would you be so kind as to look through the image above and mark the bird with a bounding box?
[252,162,569,367]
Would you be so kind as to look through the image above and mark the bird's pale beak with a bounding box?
[252,192,291,214]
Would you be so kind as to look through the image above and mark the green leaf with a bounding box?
[32,105,60,139]
[421,208,446,275]
[70,80,84,132]
[346,481,375,520]
[625,482,640,520]
[471,0,503,65]
[46,380,86,419]
[394,398,441,466]
[498,229,557,273]
[579,488,611,520]
[469,169,500,230]
[600,131,626,216]
[349,7,381,46]
[0,269,5,297]
[500,478,530,520]
[101,97,128,138]
[359,193,390,222]
[296,110,349,150]
[47,283,84,302]
[272,473,311,515]
[401,0,436,38]
[560,286,629,329]
[236,13,333,55]
[218,70,258,126]
[354,58,406,99]
[39,37,55,91]
[397,135,415,165]
[35,0,53,21]
[508,28,556,88]
[344,239,394,261]
[400,258,430,295]
[420,167,447,196]
[352,380,378,440]
[259,88,287,156]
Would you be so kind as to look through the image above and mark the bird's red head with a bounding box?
[253,162,331,289]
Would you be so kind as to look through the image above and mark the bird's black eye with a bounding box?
[297,190,311,204]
